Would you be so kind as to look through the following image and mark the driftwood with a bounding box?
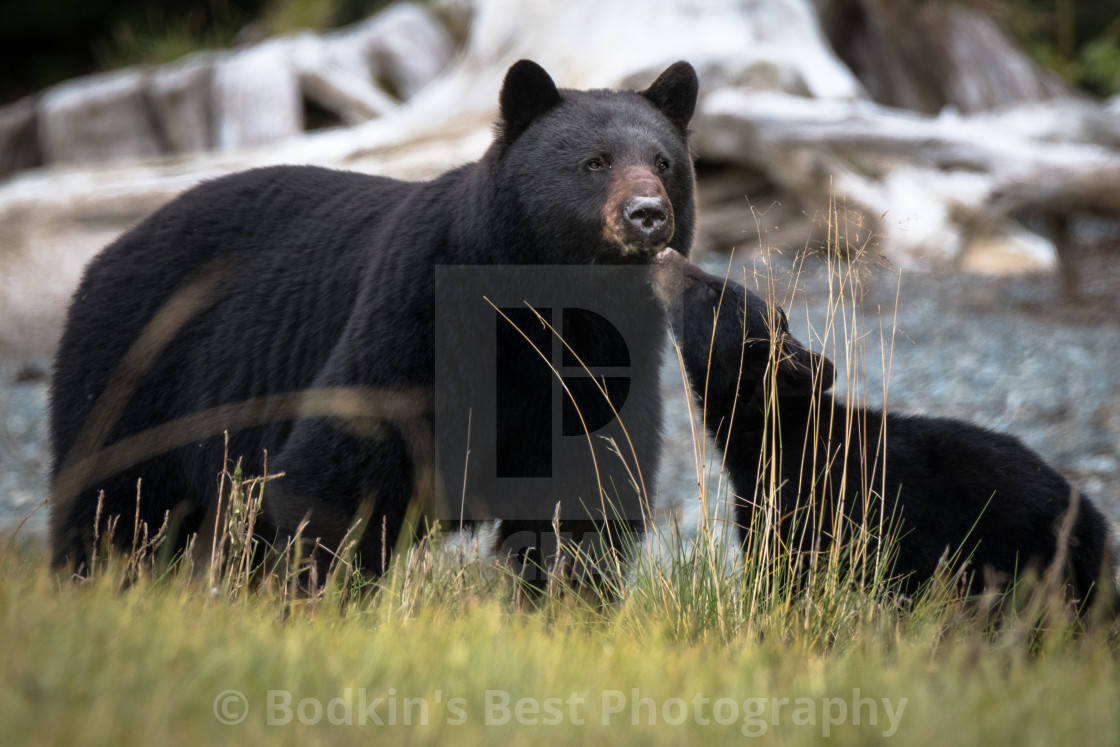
[1,0,1119,358]
[973,153,1120,295]
[0,98,39,173]
[6,2,454,168]
[814,0,1076,114]
[693,89,1120,274]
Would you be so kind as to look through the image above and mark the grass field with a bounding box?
[4,247,1119,746]
[3,510,1120,747]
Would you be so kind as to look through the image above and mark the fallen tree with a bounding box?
[694,89,1120,271]
[1,0,1118,357]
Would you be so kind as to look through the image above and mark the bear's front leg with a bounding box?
[263,387,436,585]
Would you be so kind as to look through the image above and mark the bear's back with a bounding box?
[49,166,417,475]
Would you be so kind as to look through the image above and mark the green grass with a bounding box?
[3,512,1119,746]
[5,233,1119,745]
[4,414,1119,746]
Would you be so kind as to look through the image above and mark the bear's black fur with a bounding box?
[652,248,1112,601]
[49,60,699,578]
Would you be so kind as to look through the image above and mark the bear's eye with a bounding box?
[656,158,670,172]
[587,158,608,171]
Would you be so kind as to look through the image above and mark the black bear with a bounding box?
[651,248,1112,601]
[49,59,699,581]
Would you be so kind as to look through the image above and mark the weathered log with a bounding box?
[147,53,217,154]
[2,0,1119,357]
[0,98,39,175]
[814,0,1076,114]
[969,154,1120,295]
[38,69,164,165]
[344,2,457,101]
[214,40,304,151]
[694,88,1120,274]
[4,1,455,169]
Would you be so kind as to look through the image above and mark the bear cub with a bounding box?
[652,248,1112,602]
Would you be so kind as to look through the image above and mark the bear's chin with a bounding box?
[589,239,669,265]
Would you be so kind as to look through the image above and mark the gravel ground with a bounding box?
[3,240,1118,544]
[0,359,50,538]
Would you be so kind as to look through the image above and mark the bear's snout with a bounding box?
[604,166,675,256]
[625,195,671,242]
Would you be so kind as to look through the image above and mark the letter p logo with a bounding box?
[435,265,661,522]
[495,307,631,477]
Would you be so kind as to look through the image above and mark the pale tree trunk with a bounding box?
[812,0,1077,114]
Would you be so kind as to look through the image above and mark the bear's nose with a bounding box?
[623,196,672,250]
[626,196,668,233]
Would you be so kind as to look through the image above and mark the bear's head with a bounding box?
[651,248,835,417]
[492,60,698,265]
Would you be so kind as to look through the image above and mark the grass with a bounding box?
[4,233,1120,745]
[4,509,1120,745]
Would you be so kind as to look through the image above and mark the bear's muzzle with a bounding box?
[604,166,675,256]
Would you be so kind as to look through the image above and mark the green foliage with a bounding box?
[0,0,401,103]
[95,8,244,70]
[0,0,265,102]
[260,0,397,34]
[1079,30,1120,95]
[95,0,399,70]
[1004,0,1120,97]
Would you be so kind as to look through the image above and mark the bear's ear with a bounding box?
[498,60,562,146]
[640,61,698,135]
[777,346,836,398]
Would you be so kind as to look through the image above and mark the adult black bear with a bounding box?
[651,248,1111,602]
[49,60,699,581]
